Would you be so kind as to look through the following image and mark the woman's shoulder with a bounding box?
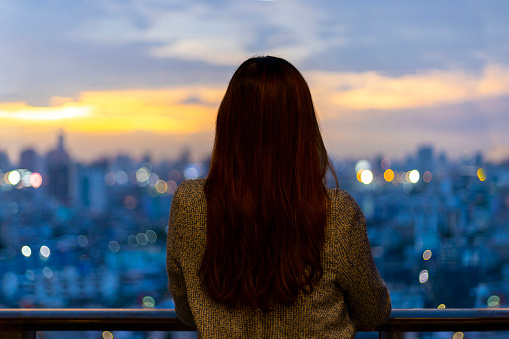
[173,178,206,204]
[326,187,360,209]
[325,187,365,228]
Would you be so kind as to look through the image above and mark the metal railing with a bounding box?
[0,308,508,338]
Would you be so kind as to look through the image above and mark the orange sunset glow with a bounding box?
[0,87,225,134]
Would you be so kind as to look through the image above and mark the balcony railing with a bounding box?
[0,308,508,338]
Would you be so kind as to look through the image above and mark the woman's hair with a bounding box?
[200,56,337,312]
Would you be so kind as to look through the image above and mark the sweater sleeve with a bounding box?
[333,191,392,330]
[166,182,196,326]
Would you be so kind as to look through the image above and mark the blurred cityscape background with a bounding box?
[1,131,509,339]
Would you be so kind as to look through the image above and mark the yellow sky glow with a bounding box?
[1,64,509,135]
[0,87,224,134]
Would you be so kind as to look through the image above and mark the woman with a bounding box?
[167,56,391,338]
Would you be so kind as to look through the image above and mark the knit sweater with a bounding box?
[167,178,391,338]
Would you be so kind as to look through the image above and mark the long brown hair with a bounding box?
[200,56,337,312]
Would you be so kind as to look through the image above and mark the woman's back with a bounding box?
[167,179,391,338]
[167,56,391,338]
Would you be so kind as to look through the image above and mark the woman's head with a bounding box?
[202,56,336,312]
[211,56,328,183]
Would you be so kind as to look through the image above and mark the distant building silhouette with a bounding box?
[19,148,42,173]
[0,150,9,171]
[46,133,71,204]
[417,145,434,174]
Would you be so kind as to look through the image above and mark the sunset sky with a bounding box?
[1,0,509,164]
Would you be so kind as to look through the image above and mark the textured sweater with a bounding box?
[167,178,391,338]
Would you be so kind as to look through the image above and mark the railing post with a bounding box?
[0,332,35,339]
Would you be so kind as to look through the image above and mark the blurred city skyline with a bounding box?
[1,1,509,163]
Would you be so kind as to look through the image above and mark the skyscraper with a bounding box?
[46,132,71,204]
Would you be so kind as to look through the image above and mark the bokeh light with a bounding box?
[437,304,446,309]
[360,170,373,184]
[168,170,181,182]
[419,270,429,283]
[148,173,159,186]
[423,250,432,260]
[355,160,371,173]
[78,235,88,247]
[21,171,32,187]
[146,230,157,243]
[487,295,500,307]
[477,168,486,181]
[423,171,432,183]
[127,235,138,247]
[21,246,32,257]
[43,267,53,279]
[142,296,156,308]
[409,170,420,183]
[356,170,364,182]
[40,246,50,258]
[108,241,120,253]
[155,180,168,194]
[103,331,113,339]
[124,196,137,209]
[136,233,148,246]
[453,332,464,339]
[381,157,391,170]
[7,170,21,185]
[116,170,128,185]
[184,163,205,179]
[29,173,43,188]
[167,180,178,195]
[104,171,116,186]
[136,167,150,183]
[384,169,394,182]
[403,182,413,193]
[26,270,35,281]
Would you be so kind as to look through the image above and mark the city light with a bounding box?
[487,295,500,308]
[477,168,486,181]
[21,246,32,257]
[108,241,120,253]
[124,196,137,209]
[136,233,148,246]
[167,180,178,194]
[7,170,21,185]
[423,250,432,260]
[155,180,168,194]
[142,296,156,308]
[40,246,51,258]
[423,171,432,183]
[78,235,88,247]
[355,160,371,172]
[146,230,157,243]
[116,170,128,184]
[381,157,391,170]
[184,163,205,179]
[419,270,429,283]
[43,267,53,279]
[360,170,373,184]
[29,173,42,188]
[136,167,150,183]
[384,169,394,182]
[409,170,420,183]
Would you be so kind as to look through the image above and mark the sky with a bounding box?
[1,0,509,164]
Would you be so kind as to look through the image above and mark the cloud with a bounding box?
[306,64,509,113]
